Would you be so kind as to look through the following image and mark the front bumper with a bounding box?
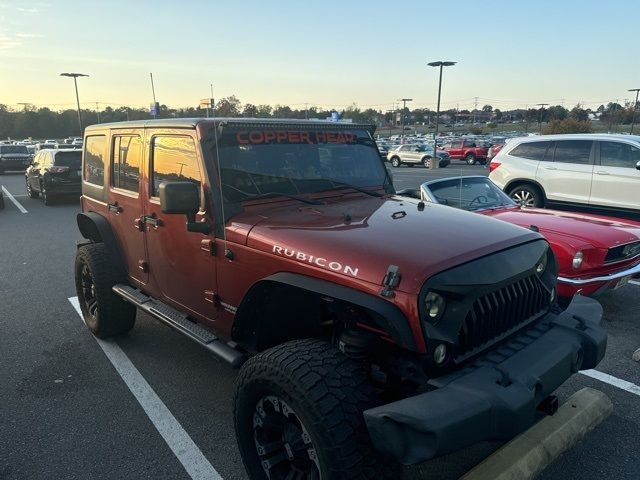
[363,295,606,465]
[558,262,640,286]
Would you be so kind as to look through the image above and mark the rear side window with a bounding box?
[54,151,81,167]
[508,141,552,161]
[553,140,592,165]
[600,141,640,168]
[151,136,201,197]
[84,135,106,186]
[112,136,142,193]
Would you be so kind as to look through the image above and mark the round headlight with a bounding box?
[535,251,548,275]
[572,251,584,270]
[433,344,447,364]
[424,292,446,322]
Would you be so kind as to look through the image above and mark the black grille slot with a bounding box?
[456,275,549,359]
[605,241,640,263]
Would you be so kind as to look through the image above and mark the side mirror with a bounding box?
[636,161,640,171]
[159,181,210,234]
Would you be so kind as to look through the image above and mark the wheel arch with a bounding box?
[504,178,547,201]
[231,272,417,353]
[76,212,127,278]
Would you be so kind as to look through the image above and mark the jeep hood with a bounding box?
[227,196,542,294]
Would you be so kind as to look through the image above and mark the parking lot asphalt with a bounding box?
[1,168,639,480]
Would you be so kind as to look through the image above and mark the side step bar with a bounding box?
[113,284,246,368]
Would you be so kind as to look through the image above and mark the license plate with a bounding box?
[615,275,631,289]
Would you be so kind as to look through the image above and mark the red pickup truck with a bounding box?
[441,139,489,165]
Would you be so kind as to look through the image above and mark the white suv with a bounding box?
[489,134,640,218]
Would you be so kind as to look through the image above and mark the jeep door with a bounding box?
[536,140,594,204]
[143,131,218,322]
[108,131,148,285]
[589,140,640,211]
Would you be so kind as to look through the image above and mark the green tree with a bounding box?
[482,104,493,112]
[542,118,592,134]
[215,95,242,117]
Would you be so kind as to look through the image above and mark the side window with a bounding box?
[84,135,106,186]
[112,136,142,193]
[600,141,640,168]
[552,140,592,165]
[508,141,551,161]
[151,136,201,197]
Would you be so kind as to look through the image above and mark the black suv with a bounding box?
[0,144,32,174]
[26,149,82,205]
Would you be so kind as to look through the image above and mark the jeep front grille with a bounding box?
[456,274,550,361]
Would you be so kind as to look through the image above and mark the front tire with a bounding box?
[234,339,397,480]
[75,243,136,338]
[508,183,544,208]
[465,153,476,165]
[422,156,432,168]
[391,157,401,168]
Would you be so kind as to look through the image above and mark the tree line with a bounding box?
[0,96,636,140]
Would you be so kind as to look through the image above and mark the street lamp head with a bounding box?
[428,61,456,67]
[398,98,413,102]
[60,72,89,78]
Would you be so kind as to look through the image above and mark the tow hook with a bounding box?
[538,395,559,415]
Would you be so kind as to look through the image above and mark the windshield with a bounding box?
[54,150,81,167]
[427,177,515,211]
[0,145,28,154]
[212,127,388,207]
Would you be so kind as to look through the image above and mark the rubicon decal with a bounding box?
[272,245,359,277]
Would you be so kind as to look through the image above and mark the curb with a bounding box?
[460,387,612,480]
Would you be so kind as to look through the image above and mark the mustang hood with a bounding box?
[485,207,640,250]
[229,196,542,293]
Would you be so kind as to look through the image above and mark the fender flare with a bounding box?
[76,212,127,278]
[231,272,418,351]
[503,178,548,201]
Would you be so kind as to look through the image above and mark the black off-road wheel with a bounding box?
[234,339,398,480]
[390,157,401,168]
[74,243,136,338]
[26,178,39,198]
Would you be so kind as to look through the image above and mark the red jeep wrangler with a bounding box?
[441,139,489,165]
[74,118,606,479]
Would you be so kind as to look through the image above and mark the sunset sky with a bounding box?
[1,0,638,112]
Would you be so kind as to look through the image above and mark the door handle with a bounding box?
[108,202,122,213]
[544,166,557,170]
[594,171,609,175]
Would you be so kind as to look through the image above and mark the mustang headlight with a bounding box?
[424,291,446,322]
[572,251,584,270]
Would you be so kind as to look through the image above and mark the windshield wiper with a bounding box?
[242,191,322,205]
[324,179,384,198]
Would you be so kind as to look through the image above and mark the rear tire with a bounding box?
[26,178,39,198]
[234,339,398,480]
[508,183,544,208]
[465,153,477,165]
[41,182,54,205]
[391,157,401,168]
[74,243,136,338]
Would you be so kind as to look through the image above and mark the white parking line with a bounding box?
[68,297,223,480]
[1,186,28,213]
[630,280,640,287]
[580,369,640,397]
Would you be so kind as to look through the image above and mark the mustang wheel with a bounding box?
[234,339,398,480]
[508,184,543,208]
[75,243,136,338]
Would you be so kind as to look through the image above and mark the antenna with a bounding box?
[150,73,157,118]
[211,119,229,257]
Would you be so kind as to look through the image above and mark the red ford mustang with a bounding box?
[401,176,640,300]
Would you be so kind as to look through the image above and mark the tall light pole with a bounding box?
[629,88,640,134]
[536,103,549,133]
[398,98,412,144]
[60,72,89,135]
[427,61,456,169]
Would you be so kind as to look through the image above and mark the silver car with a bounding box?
[386,144,450,168]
